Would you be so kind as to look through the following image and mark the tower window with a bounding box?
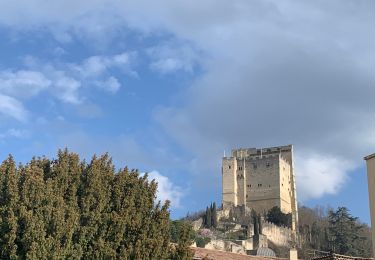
[266,162,270,167]
[229,165,231,169]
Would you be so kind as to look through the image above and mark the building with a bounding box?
[364,153,375,257]
[222,145,298,226]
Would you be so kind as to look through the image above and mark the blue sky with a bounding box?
[0,0,374,223]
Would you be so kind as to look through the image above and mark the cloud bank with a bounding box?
[1,0,375,203]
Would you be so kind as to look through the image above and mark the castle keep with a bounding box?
[222,145,298,219]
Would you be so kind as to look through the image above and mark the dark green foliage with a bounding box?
[251,209,263,236]
[195,237,210,248]
[203,202,217,228]
[328,207,370,256]
[206,207,212,228]
[266,206,292,228]
[251,209,259,236]
[0,149,189,259]
[211,202,217,228]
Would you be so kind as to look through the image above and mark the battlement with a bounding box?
[231,145,293,161]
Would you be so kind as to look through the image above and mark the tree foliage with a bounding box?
[203,202,217,228]
[328,207,369,256]
[298,206,373,258]
[0,149,191,259]
[266,206,292,228]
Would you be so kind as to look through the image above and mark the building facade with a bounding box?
[364,153,375,257]
[222,145,298,221]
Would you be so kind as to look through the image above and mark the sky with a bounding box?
[0,0,374,223]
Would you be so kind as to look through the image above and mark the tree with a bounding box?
[205,207,212,228]
[211,202,217,228]
[266,206,292,227]
[0,150,190,259]
[0,156,19,259]
[251,210,259,236]
[328,207,368,256]
[171,221,194,260]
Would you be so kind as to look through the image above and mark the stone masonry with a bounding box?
[222,145,298,228]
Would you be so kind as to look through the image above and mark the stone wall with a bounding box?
[262,221,292,247]
[204,239,246,255]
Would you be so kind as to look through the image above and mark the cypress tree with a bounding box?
[212,202,217,228]
[206,207,212,228]
[252,210,259,236]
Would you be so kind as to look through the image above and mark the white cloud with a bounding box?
[74,52,136,78]
[54,74,82,104]
[0,51,136,116]
[0,70,51,99]
[0,0,375,203]
[148,41,201,74]
[295,153,355,201]
[0,128,30,139]
[147,170,184,208]
[0,94,28,121]
[96,76,121,93]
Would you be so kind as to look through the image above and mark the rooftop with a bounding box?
[364,153,375,161]
[192,247,284,260]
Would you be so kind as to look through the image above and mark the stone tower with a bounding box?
[222,145,298,227]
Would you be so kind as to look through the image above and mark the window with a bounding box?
[239,166,242,171]
[269,185,271,188]
[258,184,262,187]
[266,162,270,167]
[253,163,257,169]
[229,165,231,169]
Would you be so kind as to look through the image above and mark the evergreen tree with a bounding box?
[266,206,292,227]
[251,210,259,236]
[212,202,217,228]
[328,207,367,256]
[172,221,194,260]
[206,207,212,228]
[0,150,189,259]
[0,156,19,259]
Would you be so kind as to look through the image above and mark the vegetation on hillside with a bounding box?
[203,202,217,228]
[266,206,292,228]
[0,150,193,259]
[183,203,373,258]
[298,205,372,258]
